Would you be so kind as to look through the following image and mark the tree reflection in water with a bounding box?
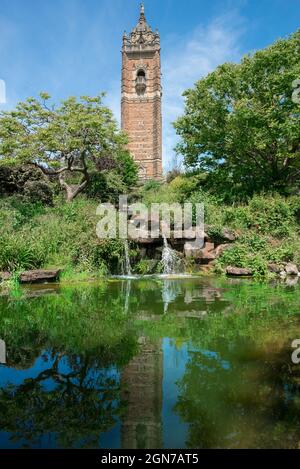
[174,338,300,449]
[0,348,128,448]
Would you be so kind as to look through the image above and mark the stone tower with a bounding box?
[121,4,162,180]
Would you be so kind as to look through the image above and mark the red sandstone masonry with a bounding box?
[121,7,162,180]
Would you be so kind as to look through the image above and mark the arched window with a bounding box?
[136,69,146,95]
[137,69,146,78]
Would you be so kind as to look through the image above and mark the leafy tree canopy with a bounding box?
[174,29,300,196]
[0,93,135,201]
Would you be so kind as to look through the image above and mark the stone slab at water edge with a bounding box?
[0,269,62,284]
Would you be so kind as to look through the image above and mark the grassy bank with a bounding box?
[0,178,300,279]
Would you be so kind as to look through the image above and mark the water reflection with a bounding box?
[0,278,299,448]
[121,337,163,449]
[0,340,5,364]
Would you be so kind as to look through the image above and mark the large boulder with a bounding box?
[226,266,253,277]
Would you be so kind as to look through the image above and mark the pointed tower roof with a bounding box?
[133,3,151,33]
[122,3,160,52]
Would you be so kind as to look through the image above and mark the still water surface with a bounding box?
[0,276,300,449]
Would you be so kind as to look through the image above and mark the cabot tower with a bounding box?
[121,4,162,180]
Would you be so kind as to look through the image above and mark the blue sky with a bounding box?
[0,0,299,170]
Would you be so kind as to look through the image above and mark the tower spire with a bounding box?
[139,3,146,24]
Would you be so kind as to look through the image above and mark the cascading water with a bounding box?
[162,279,181,314]
[123,279,131,314]
[123,240,132,276]
[161,234,182,275]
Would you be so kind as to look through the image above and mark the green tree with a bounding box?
[0,93,131,202]
[174,30,300,195]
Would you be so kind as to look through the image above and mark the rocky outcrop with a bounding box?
[226,266,253,277]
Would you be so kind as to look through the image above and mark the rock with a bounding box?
[226,266,253,277]
[201,252,216,263]
[19,269,62,284]
[184,239,205,258]
[205,225,237,242]
[268,263,284,274]
[139,248,147,258]
[0,272,11,281]
[285,276,299,287]
[204,242,215,252]
[133,237,160,245]
[184,246,202,259]
[184,240,216,264]
[285,263,299,276]
[215,244,231,258]
[184,241,215,264]
[221,228,237,242]
[200,242,216,264]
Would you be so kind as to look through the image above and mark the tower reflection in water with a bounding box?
[121,337,163,449]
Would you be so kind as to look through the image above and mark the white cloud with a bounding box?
[162,12,246,171]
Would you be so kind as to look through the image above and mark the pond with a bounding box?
[0,276,300,449]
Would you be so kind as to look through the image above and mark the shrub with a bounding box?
[142,179,161,192]
[134,259,161,275]
[23,181,53,206]
[217,245,268,276]
[248,195,294,238]
[85,170,127,203]
[222,206,252,229]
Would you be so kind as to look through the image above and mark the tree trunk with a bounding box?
[58,173,88,203]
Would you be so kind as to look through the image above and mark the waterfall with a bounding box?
[161,235,182,275]
[162,279,181,314]
[123,240,132,276]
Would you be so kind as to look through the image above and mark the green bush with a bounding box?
[23,180,53,206]
[222,206,252,229]
[248,195,294,238]
[134,259,162,275]
[217,245,268,276]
